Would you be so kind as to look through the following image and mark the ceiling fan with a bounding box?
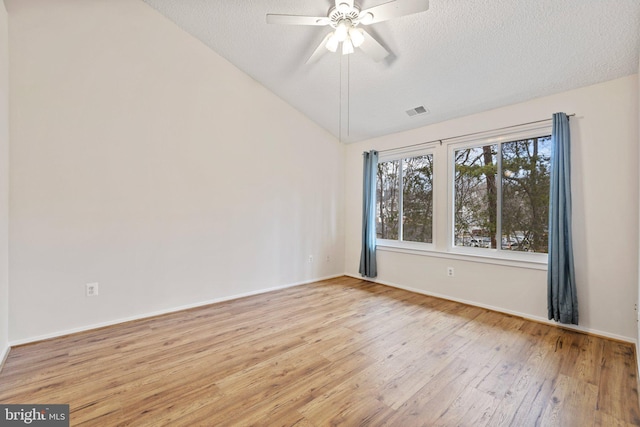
[266,0,429,63]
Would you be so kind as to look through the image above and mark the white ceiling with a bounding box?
[142,0,640,143]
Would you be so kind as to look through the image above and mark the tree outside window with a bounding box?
[454,136,551,253]
[377,154,433,244]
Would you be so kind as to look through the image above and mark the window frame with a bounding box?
[373,121,551,270]
[376,147,436,251]
[446,122,552,264]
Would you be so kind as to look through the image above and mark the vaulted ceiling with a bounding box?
[143,0,640,143]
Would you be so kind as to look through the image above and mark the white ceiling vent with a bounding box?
[406,106,429,117]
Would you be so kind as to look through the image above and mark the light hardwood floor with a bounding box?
[0,276,638,426]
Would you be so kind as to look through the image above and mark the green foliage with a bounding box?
[402,155,433,243]
[454,137,551,253]
[501,137,551,252]
[377,155,433,243]
[377,136,550,253]
[376,160,399,240]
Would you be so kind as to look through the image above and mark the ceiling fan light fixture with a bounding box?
[349,27,364,47]
[326,32,340,52]
[342,38,354,55]
[335,20,349,42]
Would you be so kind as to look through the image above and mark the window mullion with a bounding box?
[496,144,503,251]
[398,159,404,241]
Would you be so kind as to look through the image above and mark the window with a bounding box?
[453,135,551,253]
[377,153,433,244]
[372,122,551,266]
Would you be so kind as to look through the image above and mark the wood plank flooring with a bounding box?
[0,276,638,426]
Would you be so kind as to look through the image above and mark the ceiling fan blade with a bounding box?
[358,29,391,62]
[358,0,429,25]
[306,33,332,64]
[266,14,330,26]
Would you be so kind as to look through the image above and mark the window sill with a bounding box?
[376,241,548,271]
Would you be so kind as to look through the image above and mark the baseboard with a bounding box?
[345,273,636,344]
[9,274,344,347]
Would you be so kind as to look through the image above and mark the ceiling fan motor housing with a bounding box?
[329,4,361,28]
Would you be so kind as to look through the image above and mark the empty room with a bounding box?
[1,0,640,425]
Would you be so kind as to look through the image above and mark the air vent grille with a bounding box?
[406,105,429,117]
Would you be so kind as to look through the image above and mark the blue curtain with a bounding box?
[548,112,578,324]
[359,150,378,278]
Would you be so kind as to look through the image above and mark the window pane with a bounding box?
[402,155,433,243]
[376,160,399,240]
[454,145,498,249]
[501,136,551,253]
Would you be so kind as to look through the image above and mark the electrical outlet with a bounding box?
[86,282,99,297]
[447,267,455,277]
[326,255,331,263]
[308,255,313,263]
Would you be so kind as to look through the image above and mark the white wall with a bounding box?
[0,0,9,363]
[637,55,640,368]
[7,0,344,343]
[345,75,639,341]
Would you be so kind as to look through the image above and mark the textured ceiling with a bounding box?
[142,0,640,143]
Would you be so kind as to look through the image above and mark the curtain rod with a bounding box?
[374,113,576,154]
